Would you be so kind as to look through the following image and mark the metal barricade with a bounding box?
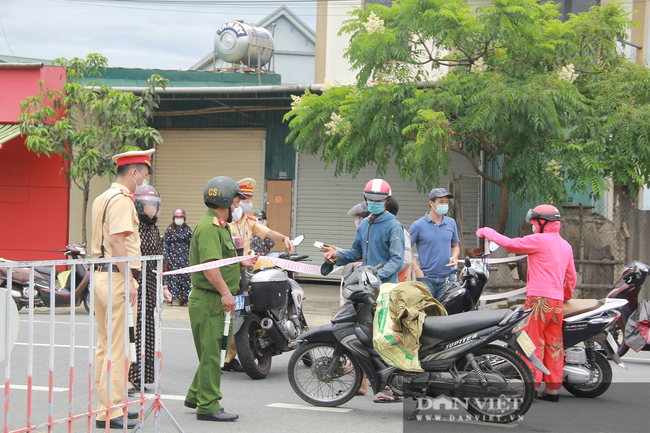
[0,255,182,432]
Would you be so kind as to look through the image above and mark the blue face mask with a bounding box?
[435,204,449,216]
[367,202,385,215]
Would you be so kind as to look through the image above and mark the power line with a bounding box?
[0,15,18,61]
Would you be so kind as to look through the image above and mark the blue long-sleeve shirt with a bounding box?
[336,212,405,283]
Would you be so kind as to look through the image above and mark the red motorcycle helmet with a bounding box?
[363,179,392,201]
[526,204,561,233]
[173,208,186,218]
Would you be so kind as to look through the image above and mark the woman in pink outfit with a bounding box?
[476,204,577,402]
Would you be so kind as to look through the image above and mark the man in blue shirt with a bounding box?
[410,188,460,299]
[323,179,405,284]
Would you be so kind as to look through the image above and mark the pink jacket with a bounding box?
[476,221,576,301]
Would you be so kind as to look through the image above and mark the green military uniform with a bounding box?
[185,208,240,415]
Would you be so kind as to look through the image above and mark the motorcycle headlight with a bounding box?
[342,284,362,300]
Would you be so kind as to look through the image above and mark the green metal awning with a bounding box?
[0,124,20,146]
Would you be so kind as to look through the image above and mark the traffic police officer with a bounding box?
[184,176,258,422]
[230,178,294,254]
[91,148,154,429]
[222,177,294,372]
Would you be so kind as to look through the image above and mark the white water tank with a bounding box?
[215,20,275,68]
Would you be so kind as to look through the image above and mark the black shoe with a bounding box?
[222,359,245,372]
[132,384,149,392]
[128,411,139,420]
[95,416,137,429]
[197,408,238,422]
[184,399,197,409]
[127,387,135,395]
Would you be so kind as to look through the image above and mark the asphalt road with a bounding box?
[2,282,650,433]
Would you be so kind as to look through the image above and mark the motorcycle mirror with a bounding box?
[292,235,305,247]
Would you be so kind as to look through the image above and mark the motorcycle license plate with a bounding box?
[234,295,245,311]
[607,331,619,353]
[517,330,536,358]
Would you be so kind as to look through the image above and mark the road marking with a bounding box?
[15,343,90,349]
[18,319,191,332]
[1,385,67,392]
[624,357,650,362]
[0,387,188,401]
[267,403,352,413]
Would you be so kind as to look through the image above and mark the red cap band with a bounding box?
[116,155,152,167]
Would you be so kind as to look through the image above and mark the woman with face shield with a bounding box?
[130,185,172,394]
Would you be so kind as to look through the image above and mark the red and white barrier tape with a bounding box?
[157,255,341,277]
[479,287,527,301]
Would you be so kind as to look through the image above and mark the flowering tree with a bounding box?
[19,54,167,244]
[285,0,635,233]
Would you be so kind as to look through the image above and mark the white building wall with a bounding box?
[323,0,363,84]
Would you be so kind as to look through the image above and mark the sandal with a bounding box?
[373,391,403,403]
[536,392,559,402]
[167,301,174,306]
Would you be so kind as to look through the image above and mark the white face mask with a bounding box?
[174,218,184,226]
[532,224,536,233]
[231,206,243,222]
[240,201,253,214]
[134,170,148,195]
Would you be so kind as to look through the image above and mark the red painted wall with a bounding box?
[0,66,69,261]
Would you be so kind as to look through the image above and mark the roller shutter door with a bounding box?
[154,128,266,230]
[293,152,480,279]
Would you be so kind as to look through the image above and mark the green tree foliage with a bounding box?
[18,53,167,244]
[285,0,636,233]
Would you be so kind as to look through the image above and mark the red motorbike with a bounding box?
[606,260,650,357]
[0,243,91,313]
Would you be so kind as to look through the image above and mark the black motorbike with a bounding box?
[233,236,311,379]
[287,261,547,424]
[0,243,91,313]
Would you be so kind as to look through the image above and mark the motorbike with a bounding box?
[287,254,548,424]
[0,243,91,313]
[441,241,628,398]
[233,235,311,379]
[606,260,650,356]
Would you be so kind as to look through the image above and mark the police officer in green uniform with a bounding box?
[183,176,258,422]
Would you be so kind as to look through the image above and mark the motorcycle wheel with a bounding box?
[563,351,612,398]
[288,342,362,407]
[458,345,535,423]
[82,292,91,314]
[235,313,272,379]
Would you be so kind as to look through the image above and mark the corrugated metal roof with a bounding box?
[80,67,281,88]
[0,54,52,65]
[0,124,20,146]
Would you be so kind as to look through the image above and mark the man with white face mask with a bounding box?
[409,187,460,299]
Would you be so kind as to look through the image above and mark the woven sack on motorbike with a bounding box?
[372,283,423,372]
[389,281,447,350]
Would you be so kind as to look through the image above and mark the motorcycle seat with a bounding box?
[421,309,510,342]
[33,266,57,281]
[563,299,601,318]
